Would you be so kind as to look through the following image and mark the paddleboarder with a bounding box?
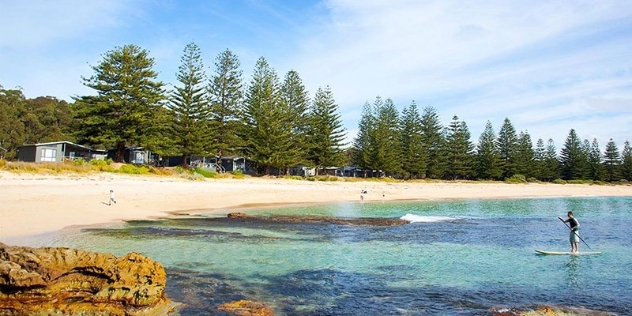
[559,211,580,253]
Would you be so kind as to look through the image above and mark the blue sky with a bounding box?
[1,0,631,149]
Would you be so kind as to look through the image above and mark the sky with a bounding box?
[1,0,632,149]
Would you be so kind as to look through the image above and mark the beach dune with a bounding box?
[1,171,630,243]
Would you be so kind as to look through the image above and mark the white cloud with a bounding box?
[286,0,632,146]
[0,1,127,49]
[2,0,631,148]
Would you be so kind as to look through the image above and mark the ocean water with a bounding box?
[34,197,632,315]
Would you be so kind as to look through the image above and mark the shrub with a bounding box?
[0,159,6,169]
[65,160,93,173]
[214,172,232,179]
[505,174,527,184]
[552,178,567,184]
[619,179,630,185]
[118,164,150,175]
[98,165,115,172]
[340,177,362,182]
[89,159,110,167]
[149,167,173,176]
[184,172,206,181]
[6,162,38,172]
[568,179,585,184]
[72,159,88,166]
[194,168,216,178]
[89,159,114,172]
[231,170,245,179]
[306,176,316,181]
[283,175,303,180]
[174,166,187,174]
[380,177,399,183]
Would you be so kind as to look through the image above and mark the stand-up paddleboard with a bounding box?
[535,250,602,255]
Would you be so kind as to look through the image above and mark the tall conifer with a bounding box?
[445,115,474,180]
[560,129,587,180]
[420,106,445,179]
[306,86,346,173]
[620,140,632,181]
[588,138,604,181]
[497,118,518,179]
[400,101,426,179]
[603,138,621,182]
[279,70,310,173]
[242,57,290,175]
[514,131,535,178]
[352,102,374,173]
[543,139,560,181]
[376,98,402,175]
[208,49,244,170]
[533,138,546,181]
[73,44,166,162]
[475,121,502,180]
[167,42,211,167]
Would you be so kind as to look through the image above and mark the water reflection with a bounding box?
[565,256,580,290]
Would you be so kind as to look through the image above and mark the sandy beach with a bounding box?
[1,171,630,243]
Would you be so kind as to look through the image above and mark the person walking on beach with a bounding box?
[559,211,580,253]
[108,190,116,206]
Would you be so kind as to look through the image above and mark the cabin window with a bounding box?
[41,149,57,162]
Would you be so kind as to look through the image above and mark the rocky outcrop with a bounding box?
[0,242,173,315]
[226,212,408,226]
[218,300,274,316]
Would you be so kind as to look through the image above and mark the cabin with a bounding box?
[106,147,154,164]
[318,166,343,177]
[342,166,364,177]
[17,141,96,162]
[289,165,316,177]
[208,156,257,174]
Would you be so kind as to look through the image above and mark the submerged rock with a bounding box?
[217,300,274,316]
[0,242,173,315]
[489,305,617,316]
[226,212,408,226]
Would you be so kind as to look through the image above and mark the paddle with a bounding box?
[558,217,592,250]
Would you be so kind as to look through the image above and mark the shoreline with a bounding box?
[1,171,631,245]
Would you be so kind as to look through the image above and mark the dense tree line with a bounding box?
[0,87,74,159]
[1,43,347,175]
[1,43,631,182]
[351,97,632,182]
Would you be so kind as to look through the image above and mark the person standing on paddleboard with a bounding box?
[559,211,580,253]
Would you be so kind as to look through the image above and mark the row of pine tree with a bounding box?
[351,97,632,182]
[1,43,346,175]
[1,43,630,181]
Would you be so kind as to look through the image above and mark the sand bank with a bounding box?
[1,171,630,243]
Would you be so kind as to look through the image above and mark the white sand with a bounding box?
[1,171,630,243]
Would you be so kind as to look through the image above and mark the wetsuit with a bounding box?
[567,217,579,242]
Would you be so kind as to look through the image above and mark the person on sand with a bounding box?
[108,190,116,206]
[559,211,580,253]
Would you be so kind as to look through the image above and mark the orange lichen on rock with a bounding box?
[218,300,274,316]
[0,242,173,315]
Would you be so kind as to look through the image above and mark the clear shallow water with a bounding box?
[34,197,632,315]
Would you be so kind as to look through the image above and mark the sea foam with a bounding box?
[400,214,455,223]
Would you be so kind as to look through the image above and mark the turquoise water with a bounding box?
[37,197,632,315]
